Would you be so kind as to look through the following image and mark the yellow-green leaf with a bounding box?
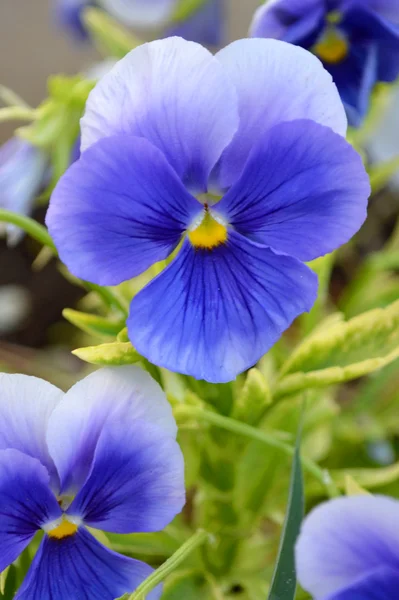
[0,567,9,595]
[63,308,124,339]
[276,301,399,398]
[72,341,140,366]
[233,368,272,425]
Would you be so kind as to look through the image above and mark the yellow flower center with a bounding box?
[48,516,78,540]
[188,209,227,250]
[314,26,348,64]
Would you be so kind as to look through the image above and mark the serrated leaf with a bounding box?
[72,341,141,365]
[267,416,304,600]
[233,368,272,425]
[276,301,399,398]
[63,308,124,339]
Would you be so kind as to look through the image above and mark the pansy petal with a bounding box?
[128,232,317,383]
[213,38,346,190]
[250,0,324,45]
[0,449,61,572]
[81,37,239,193]
[15,527,161,600]
[166,0,225,46]
[296,496,399,599]
[328,43,378,128]
[47,135,200,285]
[0,373,63,484]
[55,0,90,40]
[67,418,185,533]
[99,0,177,28]
[216,119,370,262]
[47,366,177,496]
[327,569,399,600]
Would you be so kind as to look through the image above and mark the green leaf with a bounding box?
[63,308,125,339]
[72,341,141,366]
[162,570,209,600]
[276,300,399,398]
[233,368,272,425]
[0,568,9,595]
[369,155,399,193]
[267,417,304,600]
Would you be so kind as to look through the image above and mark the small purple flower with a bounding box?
[0,137,48,245]
[56,0,225,45]
[47,37,370,383]
[250,0,399,127]
[296,495,399,599]
[0,366,185,600]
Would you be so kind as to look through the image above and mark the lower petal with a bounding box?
[128,232,317,383]
[327,568,399,600]
[67,418,185,533]
[15,527,160,600]
[0,449,61,572]
[296,496,399,599]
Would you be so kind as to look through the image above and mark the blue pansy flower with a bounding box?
[0,137,48,245]
[56,0,224,45]
[250,0,399,127]
[0,366,185,600]
[296,495,399,599]
[46,37,370,383]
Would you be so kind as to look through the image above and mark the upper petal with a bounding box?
[0,373,63,486]
[128,232,317,383]
[296,495,399,599]
[250,0,324,44]
[81,37,239,193]
[166,0,225,46]
[216,119,370,262]
[46,135,200,286]
[326,568,399,600]
[0,449,61,573]
[68,418,185,533]
[15,527,161,600]
[98,0,177,28]
[46,366,177,496]
[213,38,347,190]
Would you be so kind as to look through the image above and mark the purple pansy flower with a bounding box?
[56,0,224,45]
[250,0,399,127]
[0,137,48,245]
[0,366,185,599]
[296,495,399,599]
[46,37,370,383]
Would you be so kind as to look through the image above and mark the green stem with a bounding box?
[0,210,56,251]
[175,405,340,498]
[125,530,210,600]
[0,106,36,122]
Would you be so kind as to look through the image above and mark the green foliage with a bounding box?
[63,308,125,339]
[276,300,399,398]
[72,341,141,365]
[83,7,141,57]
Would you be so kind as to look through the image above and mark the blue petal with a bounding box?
[216,119,370,262]
[47,366,178,497]
[128,233,317,383]
[54,0,91,40]
[250,0,324,46]
[328,42,378,128]
[67,418,185,533]
[326,569,399,600]
[15,528,161,600]
[47,135,200,285]
[81,37,239,193]
[0,373,63,488]
[343,6,399,82]
[0,138,47,245]
[166,0,225,46]
[296,496,399,599]
[213,39,346,190]
[0,449,61,573]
